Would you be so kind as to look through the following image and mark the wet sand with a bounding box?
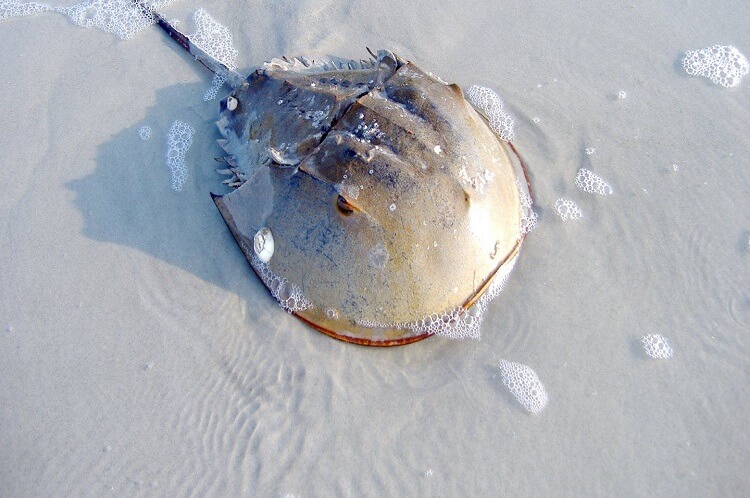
[1,0,748,495]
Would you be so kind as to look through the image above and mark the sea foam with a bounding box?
[575,168,613,196]
[1,0,178,39]
[190,8,238,101]
[166,120,194,191]
[497,358,548,413]
[0,0,49,20]
[554,198,583,221]
[642,334,673,359]
[682,45,749,88]
[466,85,515,142]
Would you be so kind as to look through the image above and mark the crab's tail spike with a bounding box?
[131,0,245,89]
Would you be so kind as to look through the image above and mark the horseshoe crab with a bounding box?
[145,6,532,346]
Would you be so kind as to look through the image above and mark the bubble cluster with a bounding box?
[203,74,227,101]
[518,181,538,235]
[466,85,515,141]
[358,307,479,340]
[190,8,238,101]
[138,125,152,140]
[0,0,179,39]
[554,198,583,221]
[642,334,673,359]
[682,45,749,88]
[357,258,517,341]
[617,90,627,99]
[249,254,313,314]
[166,120,195,191]
[497,359,548,413]
[0,0,49,21]
[575,168,613,196]
[60,0,176,40]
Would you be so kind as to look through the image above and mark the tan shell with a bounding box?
[212,50,527,346]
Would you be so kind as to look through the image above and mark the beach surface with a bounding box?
[1,0,748,495]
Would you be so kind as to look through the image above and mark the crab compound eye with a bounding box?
[336,195,355,215]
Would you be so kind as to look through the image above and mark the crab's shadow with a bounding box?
[66,81,249,292]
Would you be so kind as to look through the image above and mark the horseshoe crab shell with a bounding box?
[211,50,528,346]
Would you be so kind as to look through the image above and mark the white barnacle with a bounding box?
[226,96,238,111]
[254,227,275,263]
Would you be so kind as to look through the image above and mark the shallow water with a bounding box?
[1,0,748,495]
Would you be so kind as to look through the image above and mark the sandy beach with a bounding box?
[1,0,748,495]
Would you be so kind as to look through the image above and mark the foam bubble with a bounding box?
[682,45,749,88]
[203,73,227,101]
[518,180,538,235]
[575,168,613,196]
[0,0,50,20]
[466,85,515,141]
[617,90,627,99]
[166,120,195,191]
[0,0,188,39]
[497,358,548,413]
[138,125,152,140]
[190,8,238,101]
[1,0,179,39]
[357,255,518,341]
[59,0,177,40]
[248,253,313,314]
[554,198,583,221]
[642,334,673,359]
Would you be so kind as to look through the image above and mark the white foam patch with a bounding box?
[575,168,613,196]
[138,125,152,140]
[466,85,515,141]
[497,359,548,414]
[166,120,194,191]
[683,45,749,88]
[1,0,178,39]
[248,253,313,314]
[518,180,537,235]
[554,198,583,221]
[189,8,238,101]
[642,334,673,359]
[203,73,227,101]
[357,255,518,341]
[0,0,50,20]
[61,0,179,40]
